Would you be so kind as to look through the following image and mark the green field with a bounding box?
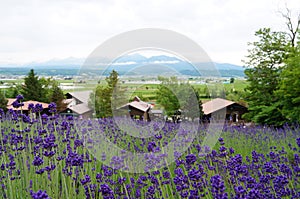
[1,78,248,103]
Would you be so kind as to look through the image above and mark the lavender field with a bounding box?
[0,99,299,199]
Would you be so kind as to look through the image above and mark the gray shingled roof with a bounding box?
[67,91,92,104]
[69,103,92,115]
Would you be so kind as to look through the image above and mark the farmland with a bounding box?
[0,77,247,103]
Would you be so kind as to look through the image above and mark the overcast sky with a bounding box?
[0,0,299,66]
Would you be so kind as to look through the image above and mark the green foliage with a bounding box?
[21,69,44,101]
[276,50,300,123]
[247,103,286,126]
[48,81,67,112]
[226,90,247,107]
[0,91,8,112]
[156,76,203,120]
[182,86,204,121]
[105,70,119,89]
[1,69,66,111]
[93,85,112,118]
[156,76,180,116]
[5,84,22,98]
[92,70,123,118]
[243,28,292,126]
[201,86,210,98]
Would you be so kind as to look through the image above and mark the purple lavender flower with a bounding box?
[147,141,156,152]
[296,137,300,148]
[218,137,225,145]
[135,189,141,198]
[48,102,57,113]
[147,186,155,196]
[219,146,227,153]
[99,184,113,196]
[0,108,4,117]
[188,168,201,181]
[16,94,24,101]
[234,185,246,198]
[30,190,51,199]
[81,175,91,185]
[28,103,34,111]
[22,114,31,123]
[32,156,43,166]
[12,100,23,108]
[246,188,263,199]
[186,154,197,165]
[210,175,228,199]
[35,104,43,112]
[35,168,45,175]
[163,171,170,179]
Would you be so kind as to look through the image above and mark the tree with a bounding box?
[279,8,300,48]
[156,76,203,122]
[22,69,44,101]
[91,70,122,118]
[0,91,8,112]
[106,70,119,89]
[243,28,291,125]
[243,8,300,126]
[202,86,210,98]
[92,85,112,118]
[230,77,235,84]
[48,81,67,112]
[156,76,180,117]
[181,86,204,122]
[276,49,300,123]
[5,84,22,98]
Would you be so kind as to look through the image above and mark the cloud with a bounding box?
[0,0,299,65]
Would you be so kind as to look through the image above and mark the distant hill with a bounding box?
[0,54,245,77]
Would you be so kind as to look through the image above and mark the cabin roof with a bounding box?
[66,90,92,104]
[202,98,237,115]
[68,103,92,115]
[7,100,49,111]
[119,96,151,112]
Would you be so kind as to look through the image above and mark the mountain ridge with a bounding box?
[0,54,245,77]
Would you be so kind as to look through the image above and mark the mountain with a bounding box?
[215,63,244,71]
[26,57,84,69]
[0,54,245,77]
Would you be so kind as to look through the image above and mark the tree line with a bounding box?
[0,69,66,112]
[90,70,204,122]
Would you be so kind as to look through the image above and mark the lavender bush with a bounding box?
[0,98,299,198]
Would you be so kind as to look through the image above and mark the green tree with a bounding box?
[5,84,22,98]
[156,76,180,117]
[156,76,203,121]
[91,70,122,118]
[202,86,210,98]
[181,86,204,122]
[276,49,300,123]
[39,77,53,102]
[0,91,8,112]
[92,85,112,118]
[48,81,66,112]
[106,70,119,89]
[21,69,44,101]
[242,28,291,125]
[243,8,300,126]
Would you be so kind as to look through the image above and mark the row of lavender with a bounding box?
[0,97,299,198]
